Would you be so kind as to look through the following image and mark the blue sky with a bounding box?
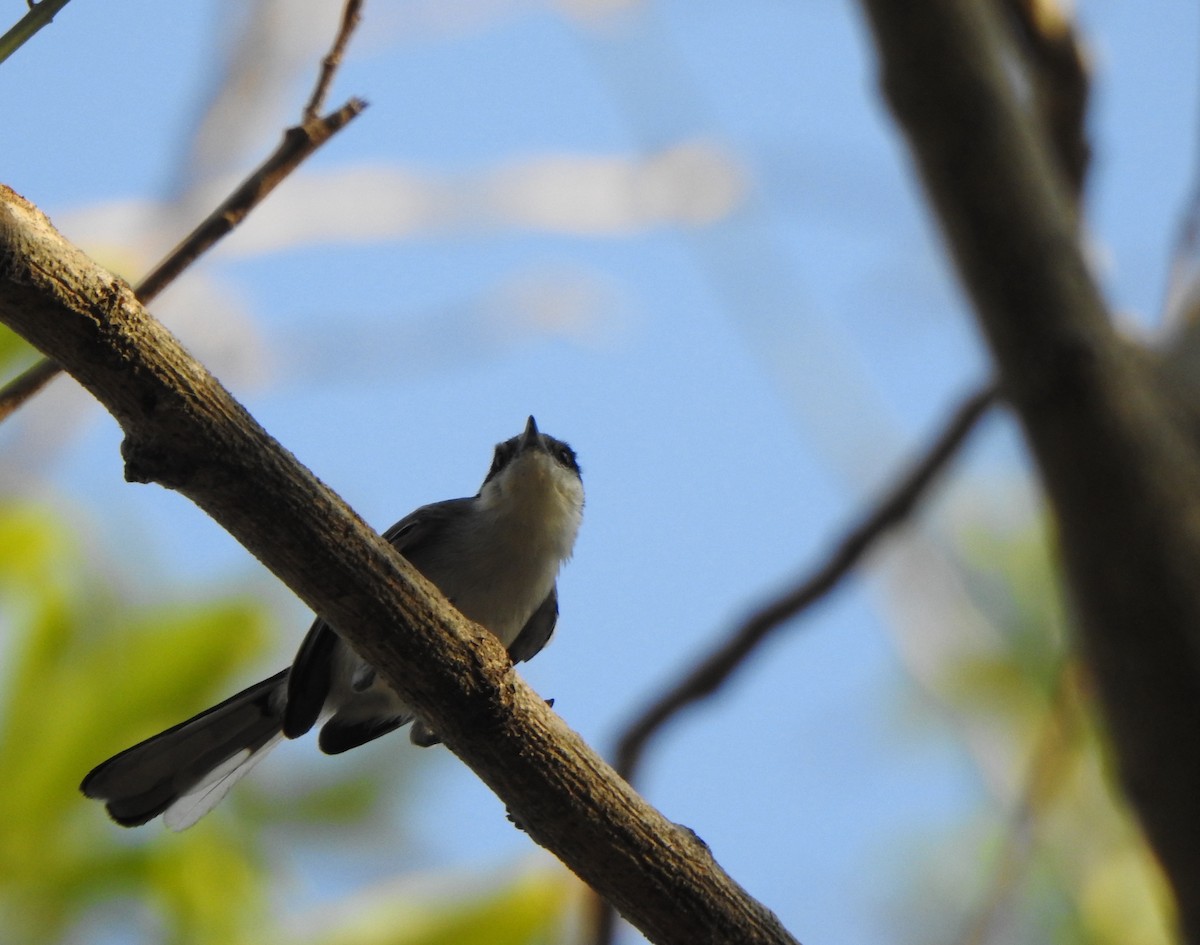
[3,2,1198,943]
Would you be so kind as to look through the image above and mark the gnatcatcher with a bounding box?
[82,416,583,830]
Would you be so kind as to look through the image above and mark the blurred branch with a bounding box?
[0,0,74,65]
[0,187,801,945]
[1001,0,1091,199]
[613,383,998,784]
[0,355,58,421]
[0,0,368,423]
[859,0,1200,940]
[953,660,1077,945]
[594,7,1090,944]
[1155,25,1200,397]
[587,386,997,945]
[950,9,1090,935]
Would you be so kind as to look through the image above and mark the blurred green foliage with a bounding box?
[0,501,574,945]
[0,500,273,944]
[0,324,35,376]
[906,517,1177,945]
[294,867,576,945]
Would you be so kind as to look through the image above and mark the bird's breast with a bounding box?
[424,515,576,648]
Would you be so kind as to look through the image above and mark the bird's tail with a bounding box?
[81,669,289,831]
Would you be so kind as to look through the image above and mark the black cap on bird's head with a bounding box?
[481,416,581,488]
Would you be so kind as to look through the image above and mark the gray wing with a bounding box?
[282,498,474,739]
[507,585,559,664]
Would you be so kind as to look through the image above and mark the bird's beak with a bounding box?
[520,415,541,451]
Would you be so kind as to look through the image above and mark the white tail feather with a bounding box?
[164,734,284,831]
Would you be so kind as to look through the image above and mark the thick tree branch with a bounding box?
[0,187,799,945]
[858,1,1200,940]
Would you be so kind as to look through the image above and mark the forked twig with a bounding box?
[0,0,369,423]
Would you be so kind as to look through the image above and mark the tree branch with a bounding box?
[0,187,800,945]
[858,1,1200,939]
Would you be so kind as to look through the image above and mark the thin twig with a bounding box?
[135,98,367,303]
[305,0,364,122]
[613,382,999,783]
[587,383,997,945]
[0,357,60,422]
[951,661,1079,945]
[0,0,74,65]
[0,0,369,424]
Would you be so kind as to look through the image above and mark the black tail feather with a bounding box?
[81,670,289,828]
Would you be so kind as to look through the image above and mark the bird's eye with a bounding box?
[556,445,578,471]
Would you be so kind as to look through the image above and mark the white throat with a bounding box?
[447,450,583,645]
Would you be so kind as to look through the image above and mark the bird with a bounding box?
[81,416,584,830]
